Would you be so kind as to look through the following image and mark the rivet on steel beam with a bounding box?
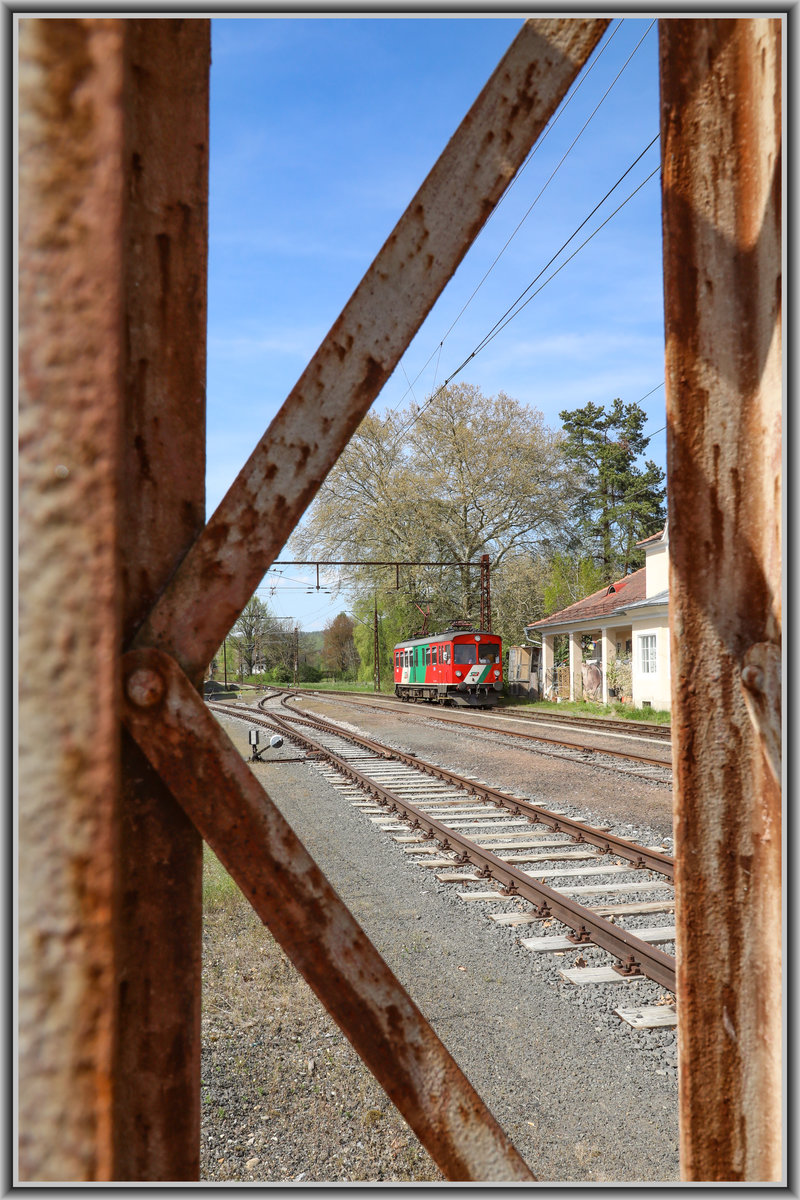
[741,664,765,692]
[126,667,166,708]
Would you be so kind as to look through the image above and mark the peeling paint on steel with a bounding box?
[659,17,782,1183]
[121,648,535,1183]
[131,18,609,679]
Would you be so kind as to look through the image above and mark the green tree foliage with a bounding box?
[210,597,297,680]
[490,550,550,648]
[351,597,410,687]
[291,383,572,638]
[321,613,359,678]
[559,398,665,577]
[542,552,609,616]
[232,596,273,675]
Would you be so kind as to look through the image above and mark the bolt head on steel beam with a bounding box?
[125,667,166,708]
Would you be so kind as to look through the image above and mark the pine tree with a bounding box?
[559,398,665,578]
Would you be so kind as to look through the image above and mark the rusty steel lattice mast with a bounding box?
[18,15,610,1182]
[659,18,782,1184]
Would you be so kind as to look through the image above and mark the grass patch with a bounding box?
[500,697,671,724]
[203,844,242,910]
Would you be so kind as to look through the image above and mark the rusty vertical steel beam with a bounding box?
[114,19,210,1181]
[659,18,783,1183]
[18,17,125,1181]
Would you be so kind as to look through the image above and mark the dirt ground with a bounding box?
[201,847,443,1183]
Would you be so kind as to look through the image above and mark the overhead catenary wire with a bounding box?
[468,137,660,359]
[388,144,661,449]
[434,18,653,354]
[383,16,637,419]
[470,162,661,355]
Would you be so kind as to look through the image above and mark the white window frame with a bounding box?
[640,634,657,674]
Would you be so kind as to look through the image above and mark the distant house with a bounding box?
[525,525,671,711]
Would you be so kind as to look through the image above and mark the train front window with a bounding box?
[453,643,477,664]
[478,643,500,664]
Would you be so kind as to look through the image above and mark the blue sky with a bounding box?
[207,16,666,630]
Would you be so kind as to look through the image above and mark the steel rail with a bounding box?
[283,686,673,741]
[259,700,675,880]
[218,703,676,993]
[213,699,674,881]
[281,688,673,769]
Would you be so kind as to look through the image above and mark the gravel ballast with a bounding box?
[202,702,679,1184]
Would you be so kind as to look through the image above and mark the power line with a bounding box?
[384,17,643,420]
[637,382,665,404]
[433,18,654,356]
[472,163,661,354]
[469,138,660,358]
[388,145,661,448]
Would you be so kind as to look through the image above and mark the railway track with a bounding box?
[209,698,678,1029]
[289,687,672,743]
[278,688,673,785]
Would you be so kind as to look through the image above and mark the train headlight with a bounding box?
[455,670,462,678]
[493,670,500,679]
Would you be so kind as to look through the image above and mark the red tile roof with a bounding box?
[635,527,666,547]
[528,566,648,630]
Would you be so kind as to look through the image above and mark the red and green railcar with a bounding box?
[392,627,503,708]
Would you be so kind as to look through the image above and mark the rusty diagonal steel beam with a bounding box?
[240,708,677,992]
[131,18,609,679]
[121,648,535,1183]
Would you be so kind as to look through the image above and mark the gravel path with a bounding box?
[201,702,679,1184]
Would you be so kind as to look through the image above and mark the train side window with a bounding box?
[425,647,430,666]
[432,645,438,665]
[442,645,451,664]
